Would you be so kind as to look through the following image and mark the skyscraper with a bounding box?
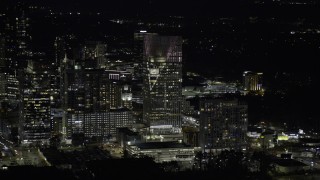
[84,109,134,141]
[199,98,248,152]
[0,69,20,139]
[243,71,263,92]
[64,64,133,138]
[23,89,51,143]
[133,31,158,63]
[0,38,5,67]
[133,31,158,79]
[16,11,31,55]
[15,11,32,69]
[143,35,183,128]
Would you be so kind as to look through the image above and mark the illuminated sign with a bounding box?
[277,135,289,141]
[121,93,132,101]
[150,68,159,75]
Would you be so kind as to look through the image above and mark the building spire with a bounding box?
[63,53,68,63]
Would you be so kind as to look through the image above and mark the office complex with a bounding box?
[16,12,31,55]
[23,90,51,142]
[243,71,263,92]
[143,35,183,128]
[62,53,133,138]
[200,98,248,152]
[84,109,134,141]
[126,142,195,164]
[0,71,20,102]
[0,38,5,67]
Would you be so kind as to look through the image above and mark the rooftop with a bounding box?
[134,142,192,149]
[273,159,308,167]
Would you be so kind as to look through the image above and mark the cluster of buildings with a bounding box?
[182,71,264,98]
[0,7,261,169]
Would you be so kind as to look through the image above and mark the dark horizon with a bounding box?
[0,1,319,179]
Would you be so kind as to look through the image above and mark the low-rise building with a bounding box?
[126,142,195,166]
[84,109,135,141]
[272,159,309,174]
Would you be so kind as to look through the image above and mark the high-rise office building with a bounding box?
[51,108,63,135]
[15,11,32,69]
[64,65,133,137]
[23,89,51,143]
[121,84,133,110]
[0,72,5,99]
[200,98,248,152]
[22,62,56,143]
[133,31,158,79]
[243,71,263,92]
[0,38,5,67]
[0,70,20,139]
[83,41,107,68]
[84,109,134,141]
[54,37,67,107]
[2,18,14,69]
[0,71,20,102]
[133,31,158,63]
[143,35,183,128]
[106,70,132,110]
[64,67,87,137]
[16,12,30,53]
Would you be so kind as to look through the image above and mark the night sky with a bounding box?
[6,0,318,73]
[1,0,319,129]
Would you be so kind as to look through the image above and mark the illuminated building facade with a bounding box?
[200,98,248,152]
[182,126,199,147]
[0,70,20,138]
[64,65,133,137]
[15,11,32,69]
[106,70,132,110]
[0,73,5,101]
[243,71,263,92]
[2,15,16,69]
[84,109,134,141]
[51,108,64,135]
[16,11,31,55]
[121,85,133,110]
[0,38,5,67]
[64,66,101,137]
[133,31,158,79]
[126,142,195,165]
[83,41,107,68]
[143,35,183,128]
[0,71,20,102]
[23,90,51,142]
[22,61,60,143]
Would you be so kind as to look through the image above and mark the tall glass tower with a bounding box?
[143,35,182,128]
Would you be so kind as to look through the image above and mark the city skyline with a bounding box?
[0,1,319,179]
